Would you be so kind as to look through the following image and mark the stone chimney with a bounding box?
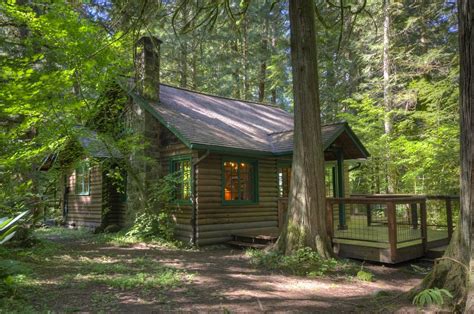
[135,36,162,101]
[127,36,163,216]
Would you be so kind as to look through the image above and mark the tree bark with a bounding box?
[258,11,269,102]
[414,1,472,311]
[242,14,250,100]
[276,0,333,258]
[383,0,395,194]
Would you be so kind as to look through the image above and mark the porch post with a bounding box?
[336,149,347,230]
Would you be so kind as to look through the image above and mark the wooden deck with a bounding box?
[326,195,457,263]
[228,195,457,263]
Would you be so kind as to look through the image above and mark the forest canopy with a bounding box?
[0,0,460,215]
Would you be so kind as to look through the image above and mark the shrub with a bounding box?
[356,269,374,282]
[126,174,179,242]
[0,210,31,245]
[0,260,31,298]
[412,288,453,307]
[247,247,339,277]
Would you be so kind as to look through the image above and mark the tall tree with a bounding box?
[276,0,332,257]
[382,0,395,193]
[413,0,472,310]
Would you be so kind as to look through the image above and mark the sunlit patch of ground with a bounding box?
[0,227,428,312]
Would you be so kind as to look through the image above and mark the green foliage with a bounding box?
[97,268,187,290]
[412,288,453,308]
[126,174,180,242]
[0,210,31,245]
[356,269,374,282]
[247,247,341,277]
[0,260,31,298]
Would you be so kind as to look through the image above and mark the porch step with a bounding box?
[227,232,277,249]
[426,245,448,259]
[227,240,269,249]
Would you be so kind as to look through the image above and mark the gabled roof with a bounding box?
[39,128,121,171]
[130,84,369,159]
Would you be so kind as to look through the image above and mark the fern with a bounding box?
[412,288,453,307]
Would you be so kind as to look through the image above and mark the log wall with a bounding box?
[195,154,279,245]
[65,165,103,227]
[102,174,127,227]
[158,127,196,244]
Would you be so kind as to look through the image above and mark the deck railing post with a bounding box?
[446,198,453,241]
[366,204,372,226]
[410,203,418,229]
[387,201,397,262]
[326,199,334,238]
[420,199,428,253]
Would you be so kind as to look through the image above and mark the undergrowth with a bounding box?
[0,227,193,312]
[246,247,356,277]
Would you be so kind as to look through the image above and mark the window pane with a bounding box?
[75,163,90,195]
[224,162,232,200]
[239,163,250,200]
[182,160,191,199]
[224,161,255,202]
[173,159,191,201]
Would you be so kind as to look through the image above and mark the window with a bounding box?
[75,162,90,195]
[278,167,292,197]
[223,160,257,203]
[277,163,336,198]
[171,157,192,203]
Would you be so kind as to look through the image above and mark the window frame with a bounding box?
[221,157,259,205]
[75,161,91,196]
[169,155,193,205]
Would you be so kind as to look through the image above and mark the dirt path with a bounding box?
[20,234,426,313]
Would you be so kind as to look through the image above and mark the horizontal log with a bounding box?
[196,169,221,176]
[198,216,276,224]
[196,186,221,193]
[198,226,280,239]
[175,223,193,231]
[176,218,191,224]
[197,236,232,246]
[198,207,277,214]
[197,220,277,231]
[198,211,277,219]
[196,191,221,198]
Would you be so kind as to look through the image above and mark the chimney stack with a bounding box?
[135,36,162,101]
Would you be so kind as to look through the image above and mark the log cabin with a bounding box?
[50,36,369,244]
[44,36,457,263]
[41,129,127,228]
[131,84,370,246]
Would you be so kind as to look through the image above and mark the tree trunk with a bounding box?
[383,0,395,194]
[258,12,269,102]
[276,0,333,258]
[414,1,472,311]
[231,40,242,99]
[242,14,250,100]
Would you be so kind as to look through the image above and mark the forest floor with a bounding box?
[1,228,432,313]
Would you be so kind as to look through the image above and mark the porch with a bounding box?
[327,195,458,263]
[232,195,458,264]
